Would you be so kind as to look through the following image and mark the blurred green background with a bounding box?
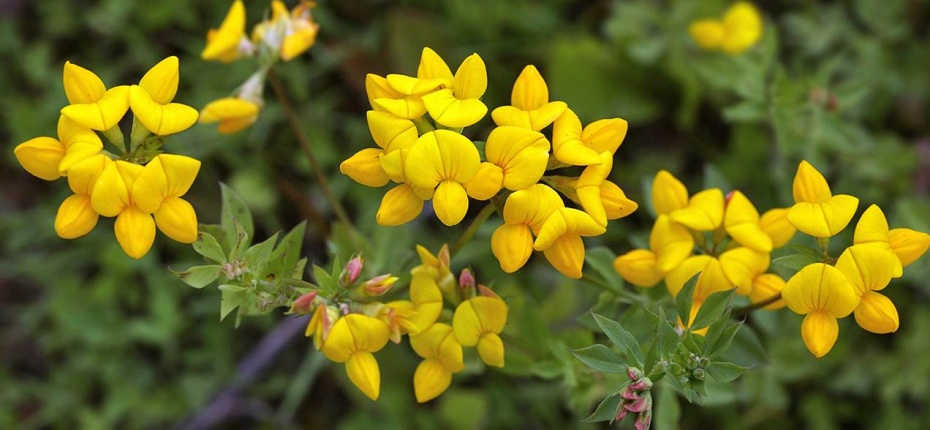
[2,0,930,428]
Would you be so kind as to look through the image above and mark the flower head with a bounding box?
[59,61,130,131]
[786,160,858,238]
[452,296,508,367]
[129,57,199,136]
[421,53,488,128]
[491,65,567,131]
[410,323,465,403]
[782,263,860,357]
[320,314,391,400]
[201,0,253,62]
[404,130,481,226]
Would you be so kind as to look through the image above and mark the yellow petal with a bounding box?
[613,249,663,288]
[650,215,695,273]
[801,311,839,358]
[551,108,601,166]
[372,97,428,120]
[576,152,614,227]
[465,162,503,201]
[386,73,445,96]
[341,148,390,187]
[783,263,859,317]
[491,102,567,131]
[834,245,896,295]
[689,20,725,50]
[422,88,488,128]
[477,333,505,367]
[66,154,110,196]
[854,291,899,334]
[854,205,890,244]
[760,208,796,248]
[670,188,724,231]
[787,194,859,238]
[666,255,732,302]
[485,126,549,191]
[60,85,130,131]
[582,118,628,155]
[719,247,769,296]
[417,47,454,85]
[63,61,106,104]
[376,184,425,226]
[749,273,786,310]
[888,228,930,266]
[491,224,534,273]
[721,2,764,55]
[366,110,418,152]
[600,181,638,221]
[413,358,453,403]
[114,206,156,259]
[452,296,508,347]
[59,141,103,175]
[346,352,381,400]
[452,54,487,100]
[200,97,260,133]
[280,25,319,61]
[534,208,605,251]
[91,162,134,217]
[405,130,480,189]
[13,137,65,181]
[201,1,246,61]
[55,195,98,239]
[502,184,564,233]
[792,160,832,204]
[155,197,198,243]
[432,180,469,226]
[139,56,180,104]
[410,322,454,360]
[542,234,587,278]
[724,190,772,253]
[510,65,549,110]
[129,85,199,136]
[408,274,443,331]
[652,170,689,216]
[366,74,402,106]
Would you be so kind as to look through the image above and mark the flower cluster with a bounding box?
[613,169,796,330]
[341,47,638,278]
[780,161,930,357]
[689,1,763,55]
[199,0,320,133]
[298,245,508,402]
[13,57,201,258]
[614,368,654,430]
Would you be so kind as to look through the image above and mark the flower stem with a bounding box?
[451,203,497,255]
[268,69,355,234]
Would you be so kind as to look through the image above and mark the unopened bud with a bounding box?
[459,268,476,291]
[692,368,705,381]
[629,377,653,392]
[615,403,629,422]
[360,274,398,296]
[699,357,709,368]
[339,255,364,286]
[477,284,500,299]
[634,409,653,430]
[290,291,318,314]
[627,367,644,381]
[624,396,650,413]
[687,354,700,370]
[620,386,640,401]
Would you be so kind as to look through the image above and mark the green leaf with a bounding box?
[706,362,749,383]
[219,287,247,322]
[193,231,227,263]
[171,265,221,289]
[312,264,337,295]
[243,232,280,273]
[570,344,627,373]
[585,247,625,292]
[702,164,733,191]
[268,221,307,280]
[690,289,735,330]
[592,313,644,367]
[227,219,250,260]
[703,320,743,358]
[583,392,623,423]
[277,277,318,291]
[771,253,820,272]
[654,385,681,430]
[675,273,699,328]
[293,257,308,279]
[654,307,681,362]
[220,183,254,251]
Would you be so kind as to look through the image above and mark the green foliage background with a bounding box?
[1,0,929,428]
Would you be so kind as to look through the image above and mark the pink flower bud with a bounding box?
[459,268,475,291]
[629,377,653,392]
[627,367,644,382]
[621,386,640,401]
[339,255,364,286]
[624,396,649,413]
[290,291,318,314]
[615,403,629,422]
[360,274,398,296]
[634,411,652,430]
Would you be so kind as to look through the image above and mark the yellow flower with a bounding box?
[689,2,763,55]
[650,215,695,273]
[834,245,899,334]
[724,190,772,253]
[491,184,564,273]
[854,204,929,271]
[199,97,261,134]
[55,154,110,239]
[718,246,769,296]
[410,323,465,403]
[129,56,199,136]
[320,314,391,400]
[452,296,508,368]
[252,1,320,62]
[59,61,130,132]
[651,170,724,231]
[305,304,340,350]
[782,263,860,357]
[404,130,481,226]
[377,48,451,119]
[91,161,155,259]
[574,151,638,226]
[491,65,567,131]
[665,255,734,333]
[366,73,427,119]
[747,273,786,310]
[201,0,252,62]
[551,108,628,166]
[421,53,489,128]
[759,207,796,248]
[14,136,65,181]
[786,160,858,238]
[341,110,419,189]
[132,154,201,244]
[613,249,663,288]
[373,272,444,343]
[375,148,434,226]
[533,207,606,279]
[466,126,550,200]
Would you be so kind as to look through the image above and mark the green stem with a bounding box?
[733,292,781,316]
[580,273,648,305]
[275,346,327,425]
[268,69,356,236]
[101,126,126,154]
[451,203,497,255]
[816,236,831,262]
